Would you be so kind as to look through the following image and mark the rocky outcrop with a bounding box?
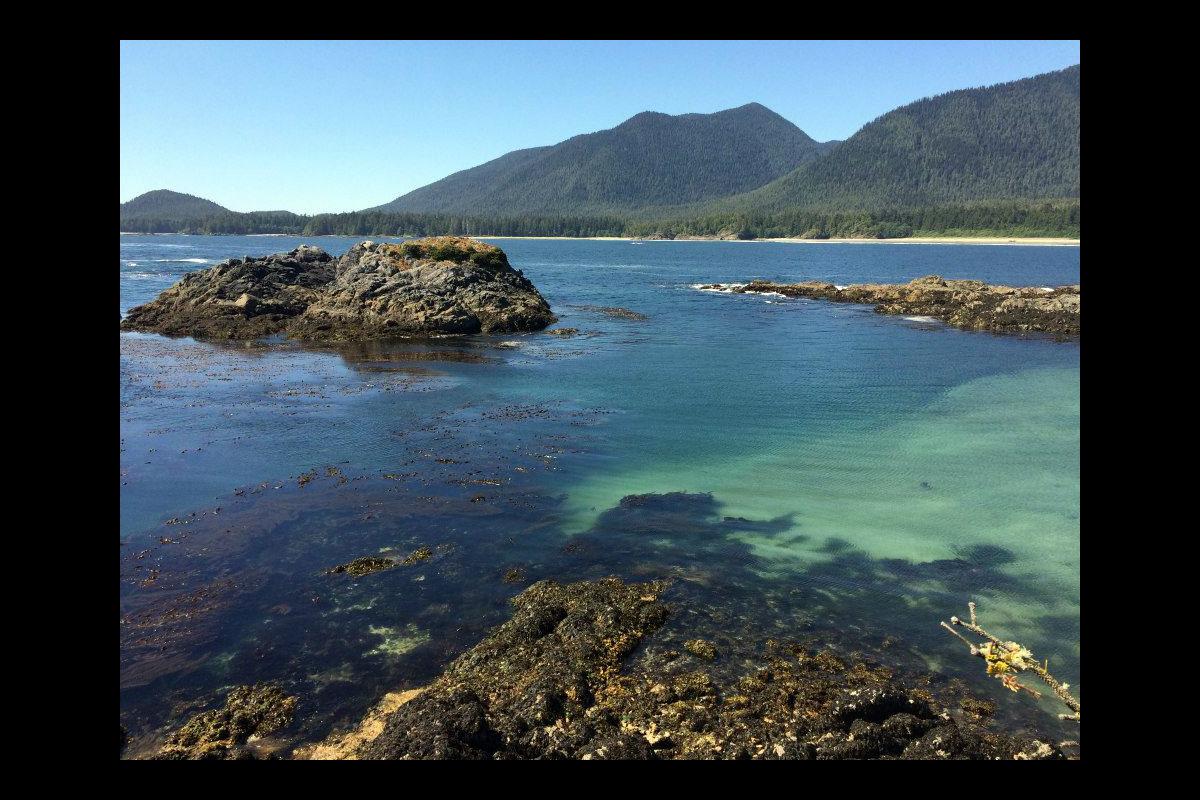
[121,238,557,340]
[152,683,297,760]
[120,245,336,339]
[290,238,555,338]
[700,275,1079,336]
[334,578,1064,760]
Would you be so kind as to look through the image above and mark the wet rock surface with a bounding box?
[121,245,336,339]
[346,578,1064,760]
[357,577,669,759]
[151,683,297,760]
[701,275,1079,337]
[569,305,649,321]
[122,237,557,340]
[326,556,396,577]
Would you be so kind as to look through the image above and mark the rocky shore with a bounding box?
[121,237,556,340]
[277,578,1067,760]
[699,275,1079,336]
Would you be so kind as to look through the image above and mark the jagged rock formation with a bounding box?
[120,238,556,340]
[305,578,1066,760]
[290,238,555,338]
[700,275,1079,336]
[120,245,335,339]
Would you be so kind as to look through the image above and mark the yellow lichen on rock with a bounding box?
[293,688,425,760]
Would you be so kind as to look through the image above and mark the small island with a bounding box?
[698,275,1079,337]
[120,237,557,340]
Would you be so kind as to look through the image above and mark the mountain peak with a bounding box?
[374,103,822,215]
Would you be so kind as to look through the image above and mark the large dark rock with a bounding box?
[338,578,1064,760]
[121,237,557,340]
[358,577,668,760]
[120,245,335,339]
[290,238,556,338]
[701,275,1080,337]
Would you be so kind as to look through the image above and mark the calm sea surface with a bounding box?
[119,235,1080,749]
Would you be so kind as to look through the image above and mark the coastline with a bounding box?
[474,235,1080,247]
[121,232,1079,247]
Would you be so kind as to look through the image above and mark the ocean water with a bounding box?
[119,235,1080,751]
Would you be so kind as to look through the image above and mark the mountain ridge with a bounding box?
[120,65,1080,239]
[370,102,832,215]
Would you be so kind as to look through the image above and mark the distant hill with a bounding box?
[120,190,311,234]
[719,65,1079,212]
[372,103,831,216]
[120,190,228,223]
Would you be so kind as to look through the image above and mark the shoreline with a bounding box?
[121,232,1079,247]
[475,235,1080,246]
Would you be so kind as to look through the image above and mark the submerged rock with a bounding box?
[401,546,432,565]
[122,238,556,340]
[152,683,297,760]
[707,275,1079,337]
[570,305,648,321]
[325,556,396,577]
[328,578,1063,760]
[120,246,336,339]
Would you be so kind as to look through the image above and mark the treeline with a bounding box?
[120,200,1078,240]
[300,211,629,238]
[122,210,630,237]
[121,210,308,235]
[627,200,1080,240]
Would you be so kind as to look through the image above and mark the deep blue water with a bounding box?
[120,235,1080,752]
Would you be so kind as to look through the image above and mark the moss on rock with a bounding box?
[153,683,297,760]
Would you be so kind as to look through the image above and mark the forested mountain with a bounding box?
[119,66,1081,239]
[718,66,1079,212]
[120,190,228,223]
[120,190,309,234]
[372,103,830,215]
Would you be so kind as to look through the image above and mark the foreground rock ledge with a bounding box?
[699,276,1079,337]
[294,578,1065,760]
[120,237,557,340]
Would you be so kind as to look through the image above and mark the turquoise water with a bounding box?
[120,235,1080,744]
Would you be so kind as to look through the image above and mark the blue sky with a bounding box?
[121,40,1080,214]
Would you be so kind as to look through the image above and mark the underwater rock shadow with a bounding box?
[120,479,1077,748]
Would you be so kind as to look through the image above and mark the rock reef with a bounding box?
[121,237,557,340]
[313,578,1064,760]
[701,275,1079,336]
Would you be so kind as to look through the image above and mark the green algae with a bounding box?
[365,624,430,660]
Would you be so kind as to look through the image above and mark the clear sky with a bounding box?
[121,40,1080,214]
